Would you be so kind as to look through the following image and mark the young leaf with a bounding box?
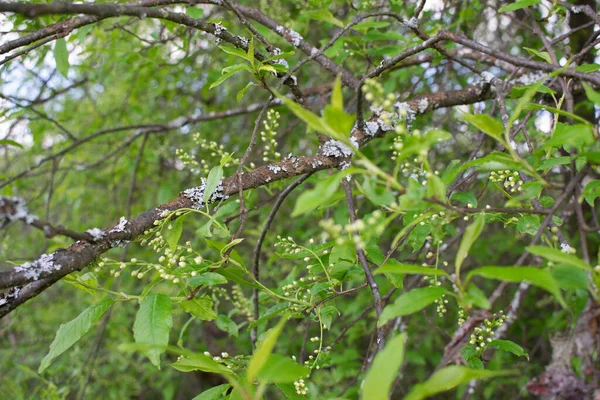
[186,7,204,18]
[498,0,540,13]
[455,214,485,278]
[247,318,286,384]
[170,355,233,375]
[523,47,552,64]
[466,266,567,309]
[450,192,477,207]
[191,384,230,400]
[54,38,70,78]
[189,272,228,287]
[179,297,218,321]
[204,165,224,203]
[461,113,505,144]
[304,9,344,27]
[216,314,239,337]
[582,82,600,106]
[331,74,343,111]
[379,287,446,326]
[375,259,450,277]
[362,333,407,399]
[163,217,184,253]
[39,298,114,373]
[257,354,310,383]
[0,139,23,148]
[488,339,529,360]
[404,366,516,400]
[291,173,341,216]
[237,82,255,102]
[526,246,591,271]
[247,36,254,67]
[133,294,173,368]
[583,180,600,206]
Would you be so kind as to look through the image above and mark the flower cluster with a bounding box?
[469,312,508,354]
[260,110,281,162]
[489,170,523,194]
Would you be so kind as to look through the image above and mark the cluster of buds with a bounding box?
[489,170,523,194]
[469,312,509,354]
[260,110,281,162]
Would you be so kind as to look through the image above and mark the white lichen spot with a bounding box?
[14,253,60,281]
[403,17,419,29]
[417,98,429,114]
[268,165,283,174]
[481,71,495,83]
[365,121,379,136]
[214,22,226,36]
[85,228,105,241]
[110,216,129,233]
[321,140,354,158]
[0,196,38,225]
[350,136,360,150]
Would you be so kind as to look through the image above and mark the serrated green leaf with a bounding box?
[582,82,600,106]
[170,355,232,374]
[191,384,230,400]
[179,297,217,321]
[379,287,446,326]
[583,180,600,206]
[247,318,286,384]
[304,9,344,27]
[204,165,223,203]
[527,246,591,271]
[257,354,310,383]
[189,272,228,287]
[462,113,505,144]
[375,259,450,277]
[405,366,516,400]
[216,314,238,337]
[163,217,184,253]
[523,47,552,64]
[291,173,340,217]
[498,0,540,13]
[466,266,567,309]
[362,333,407,399]
[451,192,477,207]
[133,294,173,368]
[54,38,69,78]
[489,339,529,360]
[455,214,485,277]
[0,139,23,148]
[39,298,114,373]
[186,7,204,18]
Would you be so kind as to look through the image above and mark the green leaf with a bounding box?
[304,9,344,27]
[551,265,590,290]
[462,113,505,144]
[450,192,477,207]
[247,35,254,67]
[576,63,600,73]
[375,259,450,277]
[216,314,239,337]
[54,38,70,78]
[582,82,600,106]
[465,283,491,309]
[426,174,446,201]
[133,294,173,368]
[527,246,591,271]
[540,123,595,151]
[291,173,340,217]
[274,90,343,140]
[466,266,567,309]
[404,366,516,400]
[247,318,286,384]
[498,0,540,13]
[331,74,343,111]
[455,214,485,276]
[218,46,252,62]
[204,165,224,203]
[179,297,217,321]
[362,332,407,399]
[0,139,23,148]
[379,287,447,326]
[163,217,184,253]
[189,272,228,287]
[39,298,114,373]
[523,103,591,125]
[170,355,232,375]
[489,340,529,360]
[186,7,204,18]
[237,82,255,102]
[523,47,552,64]
[257,354,310,383]
[583,180,600,206]
[191,384,230,400]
